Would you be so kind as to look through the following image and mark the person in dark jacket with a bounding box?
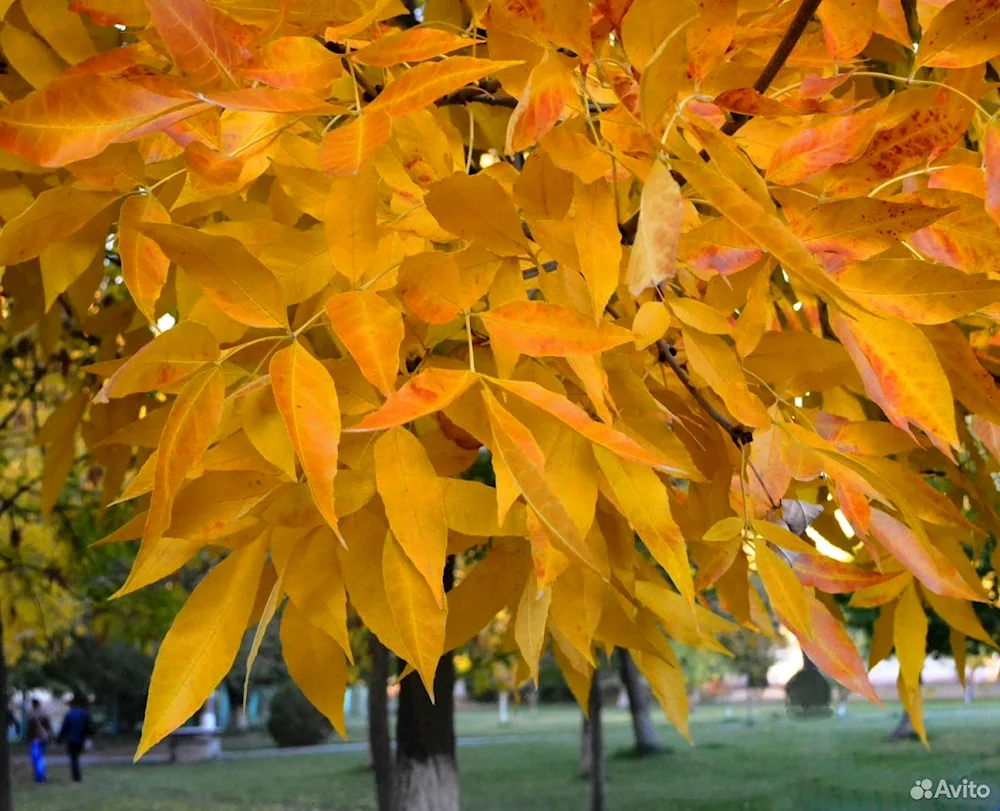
[57,695,94,783]
[26,698,52,784]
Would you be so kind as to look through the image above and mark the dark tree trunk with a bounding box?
[588,672,606,811]
[391,558,458,811]
[368,633,392,811]
[890,709,919,740]
[0,616,12,811]
[578,715,592,778]
[225,683,247,732]
[617,649,659,754]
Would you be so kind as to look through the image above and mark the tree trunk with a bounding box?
[578,715,592,778]
[391,558,458,811]
[225,684,248,732]
[617,649,659,754]
[588,673,606,811]
[368,633,392,811]
[0,616,12,811]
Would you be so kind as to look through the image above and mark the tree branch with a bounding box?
[656,339,753,448]
[721,0,824,135]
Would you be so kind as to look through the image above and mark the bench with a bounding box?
[167,726,223,763]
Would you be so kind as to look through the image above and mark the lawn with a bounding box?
[12,701,1000,811]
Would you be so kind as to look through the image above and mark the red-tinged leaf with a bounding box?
[94,321,218,402]
[794,555,902,593]
[923,324,1000,424]
[817,0,877,60]
[505,50,577,153]
[970,415,1000,462]
[627,161,683,296]
[985,122,1000,228]
[144,366,225,542]
[244,36,343,91]
[346,369,478,432]
[800,72,854,100]
[481,301,633,358]
[366,57,522,119]
[0,75,193,167]
[70,0,150,27]
[482,386,606,577]
[874,0,911,46]
[139,223,288,329]
[353,28,477,67]
[831,307,958,453]
[146,0,243,89]
[318,110,392,177]
[869,509,984,601]
[677,218,763,276]
[270,342,342,537]
[833,259,1000,324]
[713,89,801,117]
[324,291,403,397]
[795,593,882,705]
[909,205,1000,275]
[915,0,1000,68]
[486,377,695,475]
[201,89,347,114]
[766,105,882,185]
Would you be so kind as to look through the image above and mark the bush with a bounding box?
[267,682,331,748]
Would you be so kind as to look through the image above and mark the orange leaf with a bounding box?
[353,28,477,67]
[915,0,1000,68]
[817,0,877,60]
[146,0,243,89]
[0,75,192,167]
[347,368,478,432]
[424,172,527,257]
[795,594,882,705]
[396,251,463,324]
[270,342,342,537]
[119,193,171,322]
[986,121,1000,228]
[244,36,343,91]
[794,555,902,594]
[144,366,225,542]
[481,301,632,357]
[573,176,622,320]
[318,110,392,177]
[506,50,577,153]
[869,509,984,601]
[366,57,521,119]
[201,89,345,114]
[325,291,402,397]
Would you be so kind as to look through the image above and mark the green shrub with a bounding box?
[267,682,331,748]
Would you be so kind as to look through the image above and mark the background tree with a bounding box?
[2,2,1000,810]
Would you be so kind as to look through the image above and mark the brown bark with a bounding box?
[578,715,592,778]
[0,616,10,811]
[368,633,392,811]
[588,673,606,811]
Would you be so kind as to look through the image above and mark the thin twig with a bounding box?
[656,339,754,448]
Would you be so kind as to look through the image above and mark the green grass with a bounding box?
[13,701,1000,810]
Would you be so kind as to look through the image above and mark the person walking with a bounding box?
[26,698,52,784]
[58,695,95,783]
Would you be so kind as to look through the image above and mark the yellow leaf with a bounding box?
[374,428,448,607]
[633,651,691,742]
[444,543,527,651]
[144,366,225,542]
[593,446,694,605]
[440,479,526,536]
[514,569,551,683]
[482,385,606,577]
[21,0,96,64]
[894,583,928,693]
[682,328,769,429]
[325,163,378,282]
[632,301,671,350]
[506,50,577,153]
[136,535,267,759]
[755,542,812,639]
[383,530,447,697]
[921,588,998,650]
[669,299,733,336]
[702,516,744,542]
[140,224,288,329]
[113,537,204,598]
[243,383,298,481]
[348,368,478,431]
[573,177,622,321]
[270,342,342,537]
[280,600,348,738]
[550,566,603,665]
[425,172,527,256]
[319,110,392,177]
[396,251,463,325]
[353,28,477,67]
[38,391,87,518]
[627,161,684,296]
[94,322,218,402]
[915,0,1000,68]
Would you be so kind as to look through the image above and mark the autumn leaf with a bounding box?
[347,368,478,432]
[627,161,683,296]
[915,0,1000,68]
[481,301,633,357]
[318,110,392,177]
[270,343,342,537]
[119,193,171,322]
[574,176,622,321]
[146,0,243,89]
[353,28,477,67]
[506,50,577,153]
[325,291,403,396]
